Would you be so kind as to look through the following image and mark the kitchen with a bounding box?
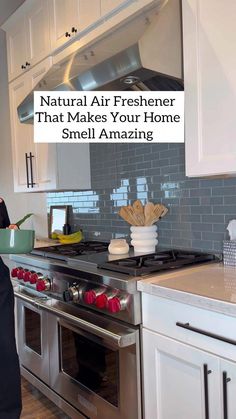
[0,0,236,418]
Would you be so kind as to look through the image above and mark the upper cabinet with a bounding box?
[3,0,51,82]
[183,0,236,177]
[49,0,134,52]
[9,57,91,193]
[101,0,127,16]
[49,0,80,51]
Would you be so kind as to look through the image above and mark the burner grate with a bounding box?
[99,250,217,276]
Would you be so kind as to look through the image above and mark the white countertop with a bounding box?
[137,263,236,316]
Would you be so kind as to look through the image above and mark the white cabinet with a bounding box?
[143,330,220,419]
[101,0,127,16]
[220,359,236,419]
[9,58,91,192]
[3,0,51,82]
[49,0,79,50]
[183,0,236,176]
[142,293,236,419]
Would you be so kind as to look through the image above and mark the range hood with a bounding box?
[18,0,183,124]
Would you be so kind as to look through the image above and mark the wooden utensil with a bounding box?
[127,205,141,225]
[144,202,155,226]
[133,200,145,225]
[119,207,134,225]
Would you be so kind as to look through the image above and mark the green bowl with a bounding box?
[0,229,35,254]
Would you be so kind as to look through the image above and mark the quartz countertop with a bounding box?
[137,263,236,316]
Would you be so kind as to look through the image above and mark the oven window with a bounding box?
[24,307,41,355]
[60,326,119,407]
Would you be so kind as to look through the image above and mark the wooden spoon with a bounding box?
[127,205,141,225]
[144,202,155,226]
[119,207,134,225]
[133,200,145,225]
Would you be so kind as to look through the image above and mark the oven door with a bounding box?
[46,302,141,419]
[16,295,50,385]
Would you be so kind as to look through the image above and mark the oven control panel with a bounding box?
[11,265,132,317]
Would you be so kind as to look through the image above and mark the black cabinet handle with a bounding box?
[25,153,30,188]
[204,364,212,419]
[176,322,236,346]
[25,62,30,67]
[21,65,26,70]
[71,26,77,33]
[65,31,71,37]
[223,371,231,419]
[29,152,36,188]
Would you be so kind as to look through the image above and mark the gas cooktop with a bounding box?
[98,250,217,276]
[31,241,109,261]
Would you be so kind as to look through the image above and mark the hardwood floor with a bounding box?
[21,377,70,419]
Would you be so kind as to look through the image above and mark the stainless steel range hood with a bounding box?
[18,0,183,124]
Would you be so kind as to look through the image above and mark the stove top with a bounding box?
[98,250,217,276]
[31,241,109,261]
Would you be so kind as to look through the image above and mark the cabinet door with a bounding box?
[25,0,51,68]
[49,0,79,50]
[6,18,28,82]
[29,57,58,191]
[142,329,221,419]
[9,77,32,192]
[78,0,101,31]
[220,360,236,419]
[101,0,127,16]
[183,0,236,176]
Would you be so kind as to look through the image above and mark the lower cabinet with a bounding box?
[143,330,221,419]
[142,294,236,419]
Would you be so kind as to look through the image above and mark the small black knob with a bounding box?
[71,27,77,34]
[25,62,30,66]
[63,289,73,302]
[65,31,71,37]
[21,65,26,69]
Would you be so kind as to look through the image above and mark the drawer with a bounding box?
[142,293,236,361]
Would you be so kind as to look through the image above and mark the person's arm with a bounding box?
[0,199,10,228]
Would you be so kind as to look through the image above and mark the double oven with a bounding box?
[15,285,141,419]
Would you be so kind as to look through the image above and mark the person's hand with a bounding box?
[7,224,19,230]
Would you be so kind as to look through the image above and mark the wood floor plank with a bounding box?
[21,377,70,418]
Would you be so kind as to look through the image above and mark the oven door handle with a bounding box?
[14,288,49,306]
[38,300,138,349]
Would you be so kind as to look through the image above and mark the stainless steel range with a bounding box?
[9,242,217,419]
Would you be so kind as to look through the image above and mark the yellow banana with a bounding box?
[58,230,83,244]
[57,231,83,241]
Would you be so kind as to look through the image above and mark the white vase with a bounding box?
[130,225,158,254]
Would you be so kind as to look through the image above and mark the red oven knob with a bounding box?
[36,278,51,292]
[108,295,129,313]
[108,297,121,313]
[11,267,19,278]
[84,290,96,305]
[22,270,30,282]
[95,293,108,309]
[17,268,25,280]
[84,287,106,305]
[29,272,38,284]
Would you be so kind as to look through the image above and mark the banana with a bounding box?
[57,231,83,241]
[58,230,83,244]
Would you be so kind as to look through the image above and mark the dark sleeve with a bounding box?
[0,199,10,228]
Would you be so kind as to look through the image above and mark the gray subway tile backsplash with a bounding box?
[46,143,235,252]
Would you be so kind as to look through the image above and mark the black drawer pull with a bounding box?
[176,322,236,346]
[223,371,231,419]
[204,364,211,419]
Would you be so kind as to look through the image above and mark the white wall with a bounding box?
[0,29,48,238]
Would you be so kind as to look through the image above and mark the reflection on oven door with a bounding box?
[16,298,50,385]
[48,313,141,419]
